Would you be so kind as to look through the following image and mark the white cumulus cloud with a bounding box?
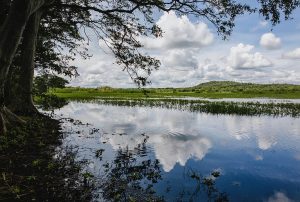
[267,192,294,202]
[162,49,198,69]
[259,20,268,27]
[142,11,214,50]
[260,33,281,50]
[283,48,300,59]
[227,43,273,69]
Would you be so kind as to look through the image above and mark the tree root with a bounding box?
[9,101,42,117]
[0,106,26,135]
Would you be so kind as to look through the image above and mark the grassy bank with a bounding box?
[52,81,300,100]
[0,115,94,201]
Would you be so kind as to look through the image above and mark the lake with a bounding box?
[168,97,300,104]
[53,101,300,201]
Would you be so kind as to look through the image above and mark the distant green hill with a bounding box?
[190,81,300,94]
[193,81,299,88]
[193,81,244,88]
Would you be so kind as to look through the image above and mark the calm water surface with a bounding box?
[168,97,300,103]
[54,101,300,201]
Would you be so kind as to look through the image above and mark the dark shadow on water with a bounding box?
[36,94,69,111]
[0,116,94,201]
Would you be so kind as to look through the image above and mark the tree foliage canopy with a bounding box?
[258,0,300,25]
[0,0,300,134]
[2,0,300,87]
[52,0,254,85]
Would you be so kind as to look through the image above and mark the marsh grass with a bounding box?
[49,83,300,117]
[81,98,300,117]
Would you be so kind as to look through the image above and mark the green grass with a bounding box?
[51,81,300,100]
[48,81,300,117]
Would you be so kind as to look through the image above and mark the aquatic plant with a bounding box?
[78,98,300,117]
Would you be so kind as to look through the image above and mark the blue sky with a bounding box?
[69,6,300,88]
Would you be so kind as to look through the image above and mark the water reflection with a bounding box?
[97,136,228,202]
[55,102,300,201]
[150,132,211,172]
[100,131,212,172]
[267,192,294,202]
[98,137,164,201]
[36,94,68,111]
[169,97,300,104]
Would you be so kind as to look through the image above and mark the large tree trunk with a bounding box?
[9,10,43,115]
[0,0,45,134]
[0,0,11,29]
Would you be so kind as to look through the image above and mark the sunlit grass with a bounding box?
[51,81,300,99]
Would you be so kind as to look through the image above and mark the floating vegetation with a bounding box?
[184,169,229,202]
[80,98,300,117]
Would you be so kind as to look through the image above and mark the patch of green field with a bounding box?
[51,81,300,99]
